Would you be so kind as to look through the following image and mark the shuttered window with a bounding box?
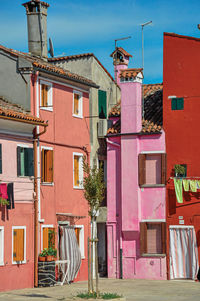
[41,149,53,183]
[43,227,55,249]
[171,97,184,110]
[73,91,82,117]
[138,153,167,186]
[73,154,83,188]
[75,228,80,245]
[13,228,25,263]
[17,147,34,177]
[41,84,48,107]
[140,222,166,256]
[0,144,2,174]
[98,90,107,119]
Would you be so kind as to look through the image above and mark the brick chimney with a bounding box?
[22,0,49,59]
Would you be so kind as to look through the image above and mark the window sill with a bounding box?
[73,114,83,119]
[40,106,53,112]
[12,260,26,265]
[41,182,54,186]
[73,186,83,190]
[140,184,165,188]
[141,254,166,258]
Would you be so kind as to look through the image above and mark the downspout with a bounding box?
[106,138,123,278]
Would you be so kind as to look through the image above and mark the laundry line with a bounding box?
[169,176,200,179]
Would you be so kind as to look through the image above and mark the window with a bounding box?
[138,153,167,186]
[73,91,83,118]
[41,148,53,183]
[98,90,107,119]
[17,146,33,177]
[73,153,83,189]
[140,222,166,256]
[40,81,53,111]
[12,227,26,264]
[42,226,55,249]
[0,144,2,174]
[74,225,85,258]
[0,227,4,265]
[171,97,184,110]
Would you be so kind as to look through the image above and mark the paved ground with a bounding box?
[0,278,200,301]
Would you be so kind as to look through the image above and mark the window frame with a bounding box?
[12,226,26,264]
[41,224,54,250]
[74,225,85,259]
[138,152,167,187]
[171,97,184,111]
[17,144,34,178]
[98,89,107,119]
[73,90,83,119]
[73,152,83,189]
[0,226,4,266]
[41,146,54,185]
[140,221,166,257]
[40,80,53,111]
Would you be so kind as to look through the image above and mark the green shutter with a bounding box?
[171,98,177,110]
[24,148,34,177]
[177,97,184,110]
[17,146,22,176]
[98,90,107,119]
[0,144,2,174]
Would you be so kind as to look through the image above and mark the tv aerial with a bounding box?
[48,37,54,57]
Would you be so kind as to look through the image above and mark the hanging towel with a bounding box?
[6,183,14,210]
[183,179,189,191]
[0,183,8,199]
[174,178,183,203]
[190,180,197,192]
[196,180,200,190]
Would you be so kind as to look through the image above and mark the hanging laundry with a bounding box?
[183,179,189,191]
[6,183,14,210]
[196,180,200,190]
[174,178,183,203]
[0,183,8,199]
[190,180,197,192]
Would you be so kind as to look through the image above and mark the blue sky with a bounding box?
[1,0,200,83]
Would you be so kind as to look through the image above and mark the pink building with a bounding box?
[107,48,167,280]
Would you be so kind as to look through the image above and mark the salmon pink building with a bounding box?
[106,48,167,280]
[163,32,200,280]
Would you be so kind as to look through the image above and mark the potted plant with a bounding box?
[38,248,48,262]
[174,164,186,177]
[46,247,57,262]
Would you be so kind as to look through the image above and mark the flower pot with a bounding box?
[38,256,46,262]
[46,255,55,262]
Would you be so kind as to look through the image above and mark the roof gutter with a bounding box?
[0,114,48,127]
[34,67,99,89]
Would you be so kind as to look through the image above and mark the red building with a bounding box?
[163,32,200,280]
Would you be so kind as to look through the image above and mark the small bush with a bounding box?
[76,292,122,299]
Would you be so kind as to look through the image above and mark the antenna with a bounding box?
[114,36,131,49]
[49,38,54,57]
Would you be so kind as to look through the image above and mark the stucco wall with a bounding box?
[0,51,30,111]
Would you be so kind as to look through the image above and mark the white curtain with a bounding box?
[170,226,199,279]
[59,226,81,283]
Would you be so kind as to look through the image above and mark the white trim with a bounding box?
[41,146,53,151]
[140,151,165,154]
[17,144,32,148]
[141,219,166,222]
[40,80,53,112]
[74,225,85,259]
[73,152,83,189]
[12,226,26,264]
[39,76,89,94]
[169,225,194,229]
[0,226,4,266]
[73,90,83,119]
[168,95,177,99]
[41,224,53,250]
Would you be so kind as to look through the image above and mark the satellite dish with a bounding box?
[49,38,54,57]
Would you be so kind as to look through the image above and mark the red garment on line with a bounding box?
[0,183,8,199]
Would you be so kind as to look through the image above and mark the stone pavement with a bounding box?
[0,278,200,301]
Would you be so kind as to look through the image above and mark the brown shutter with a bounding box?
[41,84,48,107]
[41,149,45,182]
[140,222,147,255]
[74,155,79,186]
[74,94,79,115]
[138,154,146,186]
[75,228,80,245]
[46,150,53,183]
[161,153,167,184]
[43,227,49,249]
[161,222,166,254]
[13,229,24,262]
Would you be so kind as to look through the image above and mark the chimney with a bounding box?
[22,0,49,59]
[120,68,143,133]
[110,47,132,86]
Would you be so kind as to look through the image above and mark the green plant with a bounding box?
[47,247,57,257]
[48,228,56,248]
[39,248,48,257]
[76,292,122,299]
[0,198,9,206]
[174,164,186,176]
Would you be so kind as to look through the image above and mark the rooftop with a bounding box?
[110,47,133,58]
